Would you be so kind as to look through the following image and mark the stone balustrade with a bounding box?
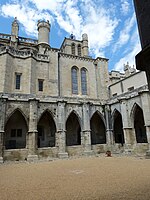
[0,33,11,40]
[18,36,38,44]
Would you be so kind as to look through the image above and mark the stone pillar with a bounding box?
[57,101,68,158]
[146,126,150,146]
[0,98,7,163]
[82,103,93,155]
[140,92,150,142]
[27,99,38,161]
[120,99,136,153]
[0,131,4,163]
[140,92,150,157]
[105,105,114,148]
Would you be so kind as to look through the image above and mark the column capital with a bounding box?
[57,100,67,105]
[28,130,38,134]
[28,98,40,102]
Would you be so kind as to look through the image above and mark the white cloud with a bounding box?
[114,23,141,72]
[121,0,130,15]
[0,0,118,58]
[114,42,141,72]
[29,0,66,13]
[79,1,118,57]
[1,2,53,36]
[113,14,136,53]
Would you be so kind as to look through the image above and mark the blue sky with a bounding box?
[0,0,141,72]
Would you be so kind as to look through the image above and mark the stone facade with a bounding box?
[0,18,150,162]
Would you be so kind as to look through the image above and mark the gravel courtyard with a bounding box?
[0,156,150,200]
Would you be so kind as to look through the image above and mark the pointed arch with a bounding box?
[5,109,28,149]
[113,109,124,145]
[66,111,81,146]
[37,110,56,148]
[90,111,106,145]
[38,109,56,124]
[132,104,147,143]
[5,108,28,127]
[81,67,87,95]
[130,102,141,124]
[71,66,79,94]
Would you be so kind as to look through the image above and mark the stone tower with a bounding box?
[11,17,19,44]
[37,20,50,46]
[82,33,89,57]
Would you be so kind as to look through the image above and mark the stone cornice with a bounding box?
[107,85,149,105]
[59,52,94,62]
[0,92,107,105]
[0,46,49,62]
[59,52,109,63]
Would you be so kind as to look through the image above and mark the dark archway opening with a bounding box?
[5,110,27,149]
[113,111,124,145]
[37,111,56,148]
[66,112,81,146]
[134,105,147,143]
[90,112,106,145]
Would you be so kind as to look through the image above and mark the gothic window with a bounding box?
[15,73,21,89]
[72,67,78,94]
[71,43,75,55]
[81,68,87,95]
[78,44,81,56]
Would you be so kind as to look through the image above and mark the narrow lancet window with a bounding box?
[72,67,78,94]
[81,68,87,95]
[71,43,75,55]
[78,44,81,56]
[38,79,44,91]
[15,73,21,90]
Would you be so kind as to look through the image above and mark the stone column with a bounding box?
[120,99,136,153]
[105,105,114,148]
[141,92,150,142]
[57,101,68,158]
[27,99,38,161]
[0,98,7,163]
[82,103,93,155]
[140,92,150,157]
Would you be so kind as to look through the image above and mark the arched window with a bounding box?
[81,68,87,95]
[72,67,78,94]
[71,43,75,55]
[78,44,81,56]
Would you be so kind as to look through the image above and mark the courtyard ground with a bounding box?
[0,155,150,200]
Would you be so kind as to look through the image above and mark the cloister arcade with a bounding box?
[3,103,148,153]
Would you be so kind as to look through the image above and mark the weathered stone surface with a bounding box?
[0,18,150,162]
